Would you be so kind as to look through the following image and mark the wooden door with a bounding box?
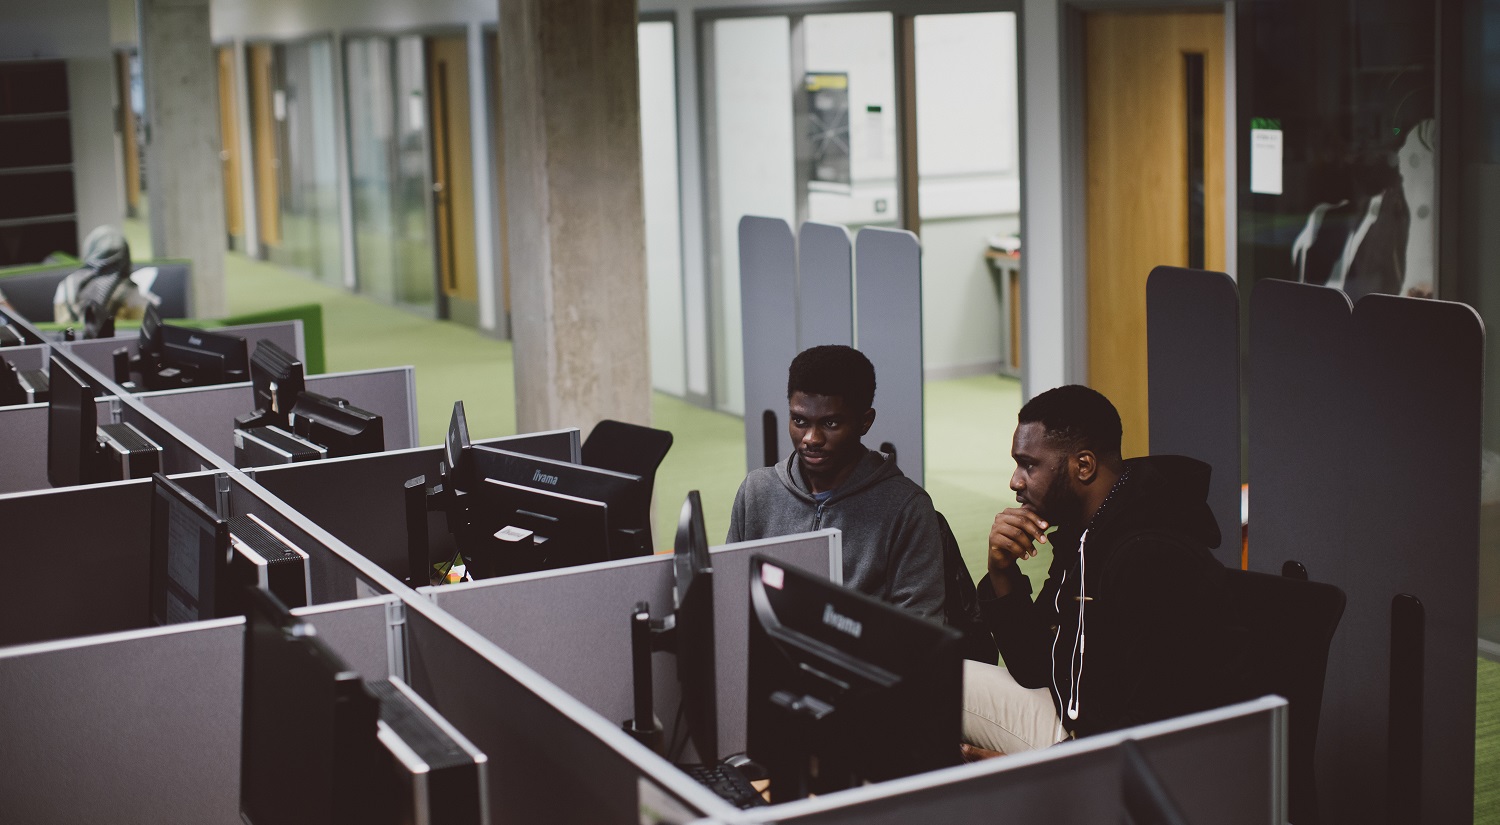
[426,35,479,309]
[115,51,141,217]
[217,46,244,241]
[248,44,281,249]
[1085,10,1224,458]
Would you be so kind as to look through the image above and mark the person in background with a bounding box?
[727,345,945,619]
[962,385,1228,756]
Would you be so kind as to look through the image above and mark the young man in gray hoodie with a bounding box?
[726,345,946,619]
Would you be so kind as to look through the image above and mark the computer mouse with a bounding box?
[722,752,767,782]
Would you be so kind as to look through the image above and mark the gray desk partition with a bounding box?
[0,620,245,824]
[402,598,726,823]
[742,696,1286,825]
[796,221,854,348]
[0,479,155,646]
[0,340,48,374]
[251,430,580,578]
[855,227,925,486]
[0,402,52,493]
[1249,280,1483,824]
[135,366,419,463]
[0,596,398,825]
[0,261,190,323]
[1146,266,1241,564]
[740,216,799,471]
[422,530,841,761]
[63,319,304,379]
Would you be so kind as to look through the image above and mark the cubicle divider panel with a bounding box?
[1246,280,1355,577]
[0,480,155,646]
[403,604,725,823]
[251,431,578,579]
[63,319,303,379]
[298,366,419,449]
[223,477,395,605]
[0,402,51,493]
[1331,295,1481,825]
[1250,282,1484,825]
[424,531,839,761]
[1146,267,1242,565]
[752,696,1284,825]
[0,340,48,373]
[0,619,244,825]
[796,221,854,349]
[136,366,418,463]
[293,596,399,686]
[118,402,224,475]
[855,227,925,486]
[740,216,800,472]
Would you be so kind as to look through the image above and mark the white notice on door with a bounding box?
[1250,128,1283,195]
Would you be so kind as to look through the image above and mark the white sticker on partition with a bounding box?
[762,563,785,590]
[637,778,696,825]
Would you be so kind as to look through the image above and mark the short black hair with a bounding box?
[787,345,876,411]
[1018,385,1122,458]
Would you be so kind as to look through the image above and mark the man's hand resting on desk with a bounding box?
[986,507,1048,598]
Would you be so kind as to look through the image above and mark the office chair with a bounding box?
[581,419,674,491]
[1219,566,1346,825]
[934,510,998,665]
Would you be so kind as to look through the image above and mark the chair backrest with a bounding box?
[1219,567,1346,825]
[580,419,673,486]
[933,510,998,665]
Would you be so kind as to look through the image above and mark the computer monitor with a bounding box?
[149,472,230,624]
[46,354,102,487]
[289,391,385,458]
[137,307,249,390]
[746,554,962,801]
[240,586,383,825]
[468,445,652,559]
[672,490,717,763]
[464,478,609,577]
[247,339,307,428]
[443,400,471,484]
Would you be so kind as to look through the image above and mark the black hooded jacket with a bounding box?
[977,455,1229,738]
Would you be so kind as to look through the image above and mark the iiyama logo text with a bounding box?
[822,604,863,639]
[532,470,559,486]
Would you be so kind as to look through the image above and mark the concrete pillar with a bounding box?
[499,0,651,433]
[66,58,125,247]
[140,0,226,317]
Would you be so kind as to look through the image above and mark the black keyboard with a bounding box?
[682,762,767,809]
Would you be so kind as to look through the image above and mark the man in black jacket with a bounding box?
[962,385,1228,754]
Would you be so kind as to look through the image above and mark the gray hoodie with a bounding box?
[727,448,946,619]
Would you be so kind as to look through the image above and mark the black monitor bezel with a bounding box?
[671,491,717,763]
[746,553,963,797]
[45,354,100,487]
[468,445,652,558]
[148,472,230,624]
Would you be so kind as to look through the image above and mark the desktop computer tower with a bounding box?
[368,677,489,825]
[97,423,163,480]
[225,514,312,616]
[234,425,327,468]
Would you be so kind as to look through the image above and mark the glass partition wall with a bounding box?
[345,36,437,314]
[252,39,345,286]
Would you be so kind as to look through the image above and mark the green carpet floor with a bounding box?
[127,218,1497,823]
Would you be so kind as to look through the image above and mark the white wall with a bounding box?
[68,57,126,245]
[640,20,687,397]
[0,0,111,59]
[210,0,495,40]
[710,16,796,415]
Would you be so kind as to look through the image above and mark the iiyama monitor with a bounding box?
[746,554,962,801]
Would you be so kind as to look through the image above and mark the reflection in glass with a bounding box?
[345,36,436,312]
[271,40,344,285]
